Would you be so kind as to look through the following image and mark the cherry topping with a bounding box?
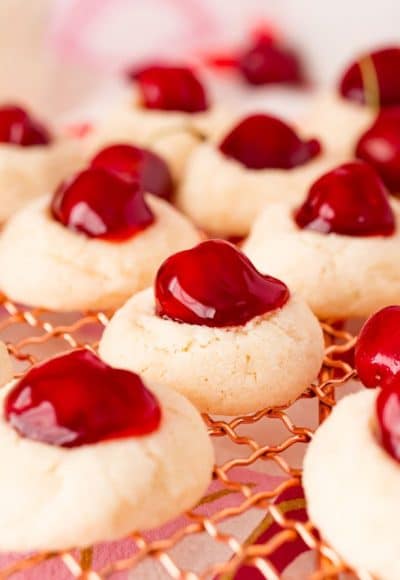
[0,105,51,146]
[51,168,154,241]
[4,350,161,448]
[376,383,400,463]
[91,144,174,201]
[339,47,400,107]
[294,161,395,237]
[355,306,400,389]
[219,114,321,170]
[238,37,304,86]
[356,107,400,193]
[129,65,208,113]
[155,239,289,327]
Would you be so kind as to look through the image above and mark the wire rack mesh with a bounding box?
[0,295,367,580]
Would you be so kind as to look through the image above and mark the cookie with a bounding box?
[304,47,400,156]
[244,161,400,319]
[85,104,200,184]
[0,169,201,311]
[177,113,342,237]
[0,350,213,551]
[99,240,324,415]
[85,64,213,183]
[0,104,82,221]
[303,389,400,580]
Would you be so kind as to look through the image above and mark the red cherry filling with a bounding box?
[238,37,304,86]
[219,114,321,170]
[51,168,154,241]
[0,105,51,146]
[294,161,395,237]
[4,350,161,448]
[376,384,400,463]
[155,239,289,327]
[356,107,400,193]
[129,65,208,113]
[90,144,174,201]
[339,47,400,107]
[355,306,400,389]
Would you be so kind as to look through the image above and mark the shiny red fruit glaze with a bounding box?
[130,65,208,113]
[0,105,51,146]
[219,114,321,170]
[356,107,400,193]
[91,144,174,201]
[155,239,289,327]
[339,47,400,107]
[294,161,395,237]
[4,350,161,448]
[238,37,304,86]
[376,384,400,463]
[51,168,154,241]
[355,306,400,389]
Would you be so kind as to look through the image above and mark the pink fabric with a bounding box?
[47,0,267,73]
[0,468,308,578]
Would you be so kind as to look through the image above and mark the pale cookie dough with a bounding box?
[99,289,324,415]
[302,92,374,157]
[243,199,400,319]
[84,97,203,183]
[0,138,82,221]
[303,389,400,580]
[0,379,214,551]
[0,194,201,311]
[176,140,344,237]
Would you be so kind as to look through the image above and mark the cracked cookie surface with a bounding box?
[243,199,400,319]
[304,389,400,580]
[99,289,324,415]
[0,194,201,311]
[0,379,213,551]
[177,141,343,237]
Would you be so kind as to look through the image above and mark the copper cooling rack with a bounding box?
[0,296,367,580]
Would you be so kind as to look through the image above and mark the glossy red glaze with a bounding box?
[356,107,400,193]
[0,105,51,146]
[51,168,154,241]
[355,306,400,389]
[294,161,395,237]
[238,37,304,86]
[339,47,400,107]
[155,239,289,327]
[4,350,161,448]
[129,65,208,113]
[219,114,321,170]
[377,383,400,463]
[91,144,174,201]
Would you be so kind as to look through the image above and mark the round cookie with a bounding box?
[85,103,200,184]
[99,240,324,415]
[176,113,342,237]
[0,192,201,311]
[0,139,82,221]
[0,104,82,221]
[85,64,212,184]
[243,162,400,319]
[303,389,400,580]
[100,289,324,415]
[0,351,213,551]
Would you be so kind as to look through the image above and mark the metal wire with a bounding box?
[0,295,363,579]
